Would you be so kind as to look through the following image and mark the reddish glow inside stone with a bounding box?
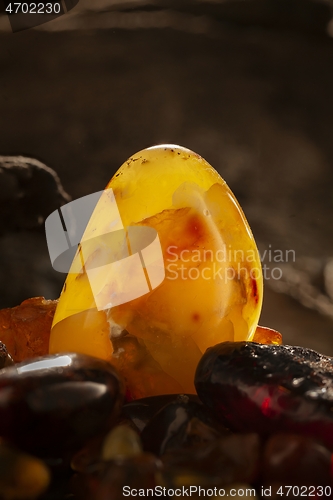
[50,145,263,398]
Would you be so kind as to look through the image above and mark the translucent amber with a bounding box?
[50,145,263,397]
[0,297,57,363]
[253,326,282,346]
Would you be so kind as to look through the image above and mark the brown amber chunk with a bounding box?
[253,326,282,345]
[122,394,201,432]
[0,297,57,362]
[0,353,124,458]
[141,394,230,456]
[195,342,333,449]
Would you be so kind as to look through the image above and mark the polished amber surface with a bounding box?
[0,353,124,458]
[195,342,333,449]
[50,145,263,396]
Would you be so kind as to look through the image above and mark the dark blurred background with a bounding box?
[0,0,333,354]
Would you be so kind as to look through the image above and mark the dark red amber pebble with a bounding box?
[122,394,201,432]
[0,353,124,458]
[141,394,230,456]
[261,433,333,486]
[195,342,333,449]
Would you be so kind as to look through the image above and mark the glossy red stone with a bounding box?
[0,353,124,458]
[195,342,333,449]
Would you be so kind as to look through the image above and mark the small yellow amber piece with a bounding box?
[253,325,283,345]
[50,145,263,397]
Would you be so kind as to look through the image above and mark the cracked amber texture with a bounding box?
[50,145,263,398]
[0,297,57,363]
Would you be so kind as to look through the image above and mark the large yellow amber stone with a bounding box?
[50,145,263,398]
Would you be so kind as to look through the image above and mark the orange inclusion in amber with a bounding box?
[50,145,263,397]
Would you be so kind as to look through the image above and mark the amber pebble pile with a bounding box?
[0,146,332,498]
[0,342,331,499]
